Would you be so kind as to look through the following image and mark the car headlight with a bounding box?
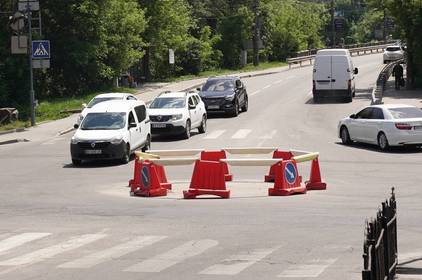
[110,136,123,145]
[71,137,79,144]
[171,114,183,121]
[225,94,235,101]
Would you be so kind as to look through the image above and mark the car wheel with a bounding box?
[183,120,191,139]
[121,144,130,164]
[241,97,248,112]
[198,115,207,133]
[142,135,151,152]
[378,132,390,151]
[231,100,239,117]
[340,126,352,145]
[72,159,82,166]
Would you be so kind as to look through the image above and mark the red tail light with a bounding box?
[395,123,412,130]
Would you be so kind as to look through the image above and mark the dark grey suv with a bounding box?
[198,77,248,117]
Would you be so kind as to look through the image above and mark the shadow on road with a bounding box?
[335,142,422,154]
[152,131,201,143]
[305,88,372,104]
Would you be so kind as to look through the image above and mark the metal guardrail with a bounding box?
[287,42,393,69]
[371,59,404,105]
[362,188,398,280]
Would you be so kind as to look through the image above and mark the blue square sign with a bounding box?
[32,40,50,59]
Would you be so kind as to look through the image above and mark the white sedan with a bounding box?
[338,104,422,150]
[76,93,137,124]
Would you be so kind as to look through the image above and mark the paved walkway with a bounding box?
[0,65,290,144]
[382,77,422,107]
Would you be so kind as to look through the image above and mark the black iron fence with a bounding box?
[362,188,398,280]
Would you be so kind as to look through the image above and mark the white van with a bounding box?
[312,49,358,103]
[70,100,151,165]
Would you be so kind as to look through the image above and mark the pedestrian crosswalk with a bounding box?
[202,129,279,140]
[0,231,351,278]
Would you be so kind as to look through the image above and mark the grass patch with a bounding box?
[0,87,135,131]
[168,61,287,82]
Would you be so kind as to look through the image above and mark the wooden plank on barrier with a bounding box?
[224,147,277,155]
[293,153,319,163]
[147,149,203,157]
[221,158,282,166]
[149,157,198,166]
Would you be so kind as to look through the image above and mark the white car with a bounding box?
[71,100,150,165]
[148,91,207,139]
[338,104,422,150]
[76,93,138,124]
[383,46,404,64]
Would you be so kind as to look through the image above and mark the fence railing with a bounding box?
[362,188,398,280]
[371,59,404,105]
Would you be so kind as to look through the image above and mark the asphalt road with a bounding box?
[1,53,422,280]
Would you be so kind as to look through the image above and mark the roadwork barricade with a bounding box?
[129,148,327,199]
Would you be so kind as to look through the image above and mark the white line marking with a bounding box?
[203,129,226,139]
[259,129,277,140]
[250,90,261,96]
[58,235,167,269]
[200,247,279,275]
[263,85,271,90]
[0,233,51,255]
[278,258,337,278]
[231,129,252,139]
[124,239,218,273]
[274,80,283,84]
[0,234,106,266]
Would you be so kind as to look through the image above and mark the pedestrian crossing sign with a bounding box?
[32,40,50,59]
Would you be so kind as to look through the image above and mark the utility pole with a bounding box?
[383,7,387,43]
[252,0,259,66]
[331,0,335,47]
[26,2,36,126]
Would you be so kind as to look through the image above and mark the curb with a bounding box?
[58,127,75,136]
[0,128,26,136]
[0,138,29,146]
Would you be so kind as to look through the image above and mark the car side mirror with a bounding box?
[235,80,242,89]
[196,87,201,91]
[129,122,137,129]
[74,123,79,129]
[350,114,356,119]
[354,68,359,75]
[82,103,87,109]
[189,104,196,110]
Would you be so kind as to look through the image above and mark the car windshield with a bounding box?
[88,97,122,108]
[386,47,401,52]
[388,107,422,119]
[202,80,234,92]
[81,112,126,130]
[149,97,185,109]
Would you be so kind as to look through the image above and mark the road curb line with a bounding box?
[0,128,26,136]
[0,138,29,146]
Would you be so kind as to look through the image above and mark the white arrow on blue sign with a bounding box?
[32,40,50,59]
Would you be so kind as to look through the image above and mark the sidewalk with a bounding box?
[382,77,422,107]
[0,65,289,145]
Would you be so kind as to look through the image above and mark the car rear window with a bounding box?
[388,107,422,119]
[386,47,401,52]
[202,80,234,92]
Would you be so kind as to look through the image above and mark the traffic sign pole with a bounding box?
[27,1,36,126]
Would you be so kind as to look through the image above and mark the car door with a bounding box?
[331,56,349,91]
[128,110,142,150]
[348,107,373,142]
[134,104,148,146]
[194,95,205,120]
[188,96,199,127]
[364,108,385,144]
[235,79,244,105]
[314,55,332,91]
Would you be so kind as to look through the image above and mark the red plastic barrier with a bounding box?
[264,150,294,182]
[183,160,230,199]
[268,160,307,196]
[305,158,327,190]
[129,159,171,197]
[200,150,233,181]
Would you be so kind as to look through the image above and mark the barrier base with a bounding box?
[225,174,233,182]
[183,189,230,199]
[130,186,167,197]
[268,185,307,196]
[264,175,275,183]
[305,181,327,190]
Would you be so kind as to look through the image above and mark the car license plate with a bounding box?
[85,149,102,154]
[152,123,166,128]
[208,105,220,109]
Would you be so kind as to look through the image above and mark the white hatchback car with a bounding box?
[383,46,404,64]
[148,91,207,139]
[76,93,137,124]
[338,104,422,150]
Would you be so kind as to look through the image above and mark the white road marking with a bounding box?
[278,258,338,278]
[231,129,252,139]
[250,90,261,96]
[200,247,279,275]
[0,233,51,255]
[203,129,226,139]
[259,130,277,140]
[42,137,64,145]
[58,235,167,269]
[263,85,271,90]
[0,234,106,266]
[124,239,218,273]
[274,80,284,84]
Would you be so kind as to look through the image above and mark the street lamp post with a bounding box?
[26,2,36,126]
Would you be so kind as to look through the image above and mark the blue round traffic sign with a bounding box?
[141,166,150,188]
[284,162,297,184]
